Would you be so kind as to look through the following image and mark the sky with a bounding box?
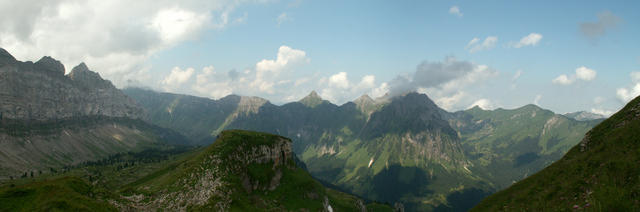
[1,0,639,115]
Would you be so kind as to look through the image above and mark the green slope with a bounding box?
[0,177,117,212]
[448,105,600,189]
[472,96,640,211]
[0,130,392,211]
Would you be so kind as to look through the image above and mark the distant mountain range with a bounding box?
[473,94,640,211]
[564,111,607,121]
[124,87,601,211]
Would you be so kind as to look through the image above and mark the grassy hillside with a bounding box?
[0,117,189,179]
[0,130,393,211]
[449,105,600,189]
[472,96,640,211]
[0,177,117,212]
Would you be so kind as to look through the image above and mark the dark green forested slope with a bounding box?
[473,96,640,211]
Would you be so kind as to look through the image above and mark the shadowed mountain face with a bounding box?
[0,49,186,179]
[473,96,640,211]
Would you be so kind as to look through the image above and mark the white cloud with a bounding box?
[616,72,640,103]
[449,6,463,17]
[162,67,195,91]
[256,45,307,73]
[575,66,596,81]
[466,36,497,53]
[468,98,494,110]
[320,73,380,103]
[0,0,251,87]
[533,94,542,105]
[252,45,309,94]
[552,74,574,85]
[328,72,350,89]
[590,108,614,117]
[552,66,597,85]
[276,12,291,26]
[512,33,543,48]
[631,71,640,83]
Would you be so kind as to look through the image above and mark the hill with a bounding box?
[472,96,640,211]
[0,130,393,211]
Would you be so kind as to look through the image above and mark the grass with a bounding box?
[0,177,117,212]
[472,96,640,211]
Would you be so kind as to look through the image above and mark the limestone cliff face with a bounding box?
[126,130,294,211]
[0,48,143,121]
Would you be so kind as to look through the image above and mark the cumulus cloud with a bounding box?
[449,6,463,17]
[0,0,251,87]
[252,45,309,93]
[511,33,542,48]
[320,73,380,103]
[468,98,494,110]
[466,36,497,53]
[616,71,640,103]
[590,108,614,117]
[162,67,195,91]
[580,11,621,41]
[552,74,574,85]
[575,66,596,81]
[552,66,597,85]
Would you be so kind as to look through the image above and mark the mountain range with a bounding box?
[124,87,602,211]
[0,48,614,211]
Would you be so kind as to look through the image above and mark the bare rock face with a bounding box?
[0,48,144,121]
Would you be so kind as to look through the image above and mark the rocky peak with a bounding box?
[354,94,374,105]
[0,49,144,120]
[236,96,269,115]
[68,62,112,88]
[0,48,17,67]
[34,56,65,75]
[354,94,376,114]
[299,90,325,108]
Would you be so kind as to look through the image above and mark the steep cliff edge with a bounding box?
[0,48,143,121]
[0,48,184,179]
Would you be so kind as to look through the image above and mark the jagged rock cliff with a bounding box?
[0,48,143,121]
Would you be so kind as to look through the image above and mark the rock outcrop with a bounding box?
[0,48,144,121]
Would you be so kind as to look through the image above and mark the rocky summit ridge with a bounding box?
[0,48,144,121]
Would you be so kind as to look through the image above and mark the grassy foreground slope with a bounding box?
[472,96,640,211]
[0,130,393,211]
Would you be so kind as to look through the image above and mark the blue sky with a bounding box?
[1,0,638,114]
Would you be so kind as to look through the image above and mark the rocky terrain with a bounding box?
[0,48,143,121]
[0,49,183,179]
